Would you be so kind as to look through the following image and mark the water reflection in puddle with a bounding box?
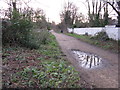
[71,49,102,69]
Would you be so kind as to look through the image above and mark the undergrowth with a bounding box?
[66,33,119,53]
[2,33,80,88]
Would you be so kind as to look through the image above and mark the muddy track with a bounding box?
[52,31,118,88]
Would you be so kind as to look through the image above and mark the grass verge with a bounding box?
[66,33,119,53]
[2,33,80,88]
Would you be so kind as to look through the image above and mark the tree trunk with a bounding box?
[117,15,120,27]
[12,2,17,10]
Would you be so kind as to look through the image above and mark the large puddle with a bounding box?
[71,49,102,69]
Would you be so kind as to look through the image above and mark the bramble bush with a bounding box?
[2,10,50,49]
[24,30,50,49]
[2,10,32,45]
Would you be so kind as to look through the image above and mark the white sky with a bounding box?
[27,0,89,23]
[0,0,117,24]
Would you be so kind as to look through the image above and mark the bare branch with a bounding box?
[107,1,120,15]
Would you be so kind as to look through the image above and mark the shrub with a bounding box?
[2,10,50,49]
[47,26,51,30]
[2,19,13,44]
[84,32,88,36]
[93,31,109,41]
[2,10,33,45]
[22,30,50,49]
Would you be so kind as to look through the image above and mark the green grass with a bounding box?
[66,33,119,53]
[3,33,80,88]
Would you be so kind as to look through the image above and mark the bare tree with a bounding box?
[35,9,47,29]
[74,13,86,28]
[86,0,107,27]
[105,0,120,27]
[60,2,78,28]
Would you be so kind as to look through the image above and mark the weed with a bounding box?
[3,34,80,88]
[15,60,80,88]
[66,33,118,53]
[93,31,109,41]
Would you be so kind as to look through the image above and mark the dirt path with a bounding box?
[51,31,118,88]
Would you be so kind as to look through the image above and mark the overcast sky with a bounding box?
[27,0,88,23]
[0,0,117,24]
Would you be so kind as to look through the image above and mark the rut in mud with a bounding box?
[52,31,118,88]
